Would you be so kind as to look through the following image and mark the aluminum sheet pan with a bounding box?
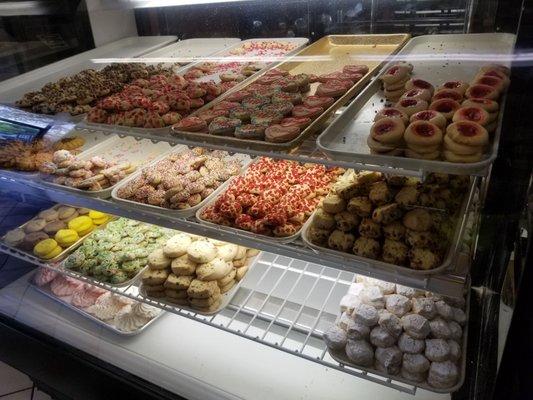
[171,34,411,152]
[317,33,516,176]
[30,278,164,336]
[301,176,477,276]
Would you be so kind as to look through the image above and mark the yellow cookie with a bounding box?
[92,216,109,225]
[55,229,79,247]
[68,216,93,233]
[76,224,95,236]
[41,245,63,260]
[33,238,61,258]
[88,210,107,220]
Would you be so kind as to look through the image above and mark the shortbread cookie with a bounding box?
[165,297,189,306]
[232,257,246,268]
[43,220,66,235]
[196,258,233,281]
[405,148,440,160]
[144,285,166,297]
[165,289,188,299]
[171,255,197,276]
[437,80,469,96]
[163,233,192,258]
[220,279,235,294]
[384,75,409,91]
[187,279,220,299]
[193,298,222,313]
[187,240,218,263]
[142,269,169,285]
[401,88,432,102]
[164,274,194,290]
[217,244,238,261]
[443,150,483,163]
[405,78,434,95]
[323,325,348,350]
[235,265,249,281]
[148,248,171,270]
[217,268,236,287]
[189,295,220,308]
[406,142,440,154]
[25,218,46,233]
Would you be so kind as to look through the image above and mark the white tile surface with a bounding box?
[0,361,32,396]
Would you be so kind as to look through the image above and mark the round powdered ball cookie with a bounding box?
[430,318,452,339]
[323,325,347,350]
[403,353,430,374]
[374,107,409,125]
[427,361,459,389]
[404,121,442,146]
[429,99,461,120]
[401,367,426,383]
[385,294,412,317]
[412,297,437,320]
[375,346,402,371]
[398,332,425,354]
[370,326,396,348]
[403,209,432,232]
[164,234,193,258]
[360,286,385,309]
[345,340,374,367]
[346,321,371,340]
[148,248,172,270]
[370,117,405,144]
[352,303,379,326]
[448,321,463,341]
[187,240,218,263]
[401,314,431,339]
[446,121,488,147]
[425,338,451,362]
[435,300,454,320]
[378,310,403,338]
[448,339,462,362]
[452,307,467,325]
[410,110,447,129]
[395,99,429,117]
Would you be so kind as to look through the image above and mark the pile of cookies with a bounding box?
[40,149,135,192]
[380,62,414,101]
[116,147,243,210]
[306,170,469,270]
[173,64,368,143]
[63,218,174,285]
[323,276,466,389]
[201,157,343,237]
[368,64,509,163]
[0,136,85,172]
[2,205,109,260]
[17,63,175,116]
[87,71,230,128]
[140,233,257,312]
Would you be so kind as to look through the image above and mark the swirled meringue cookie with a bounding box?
[114,305,150,332]
[86,293,124,321]
[132,302,161,320]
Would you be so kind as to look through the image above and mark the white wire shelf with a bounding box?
[7,249,424,395]
[0,172,473,297]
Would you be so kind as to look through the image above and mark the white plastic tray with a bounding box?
[111,147,252,218]
[0,36,177,104]
[317,33,516,176]
[38,136,174,198]
[30,277,163,336]
[301,177,477,276]
[138,252,259,316]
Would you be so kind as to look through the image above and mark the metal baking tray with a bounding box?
[30,277,164,336]
[111,146,252,218]
[138,252,259,316]
[301,176,477,276]
[37,135,174,199]
[142,38,241,61]
[170,34,411,152]
[0,204,113,263]
[327,287,470,394]
[78,38,308,136]
[0,36,178,120]
[317,33,516,176]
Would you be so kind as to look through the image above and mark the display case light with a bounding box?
[115,0,250,8]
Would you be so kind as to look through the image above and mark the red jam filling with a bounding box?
[400,99,418,107]
[464,108,481,121]
[376,122,394,134]
[484,70,505,79]
[416,111,436,120]
[458,123,478,137]
[435,102,454,112]
[435,90,461,101]
[388,66,400,75]
[405,89,420,97]
[413,79,431,89]
[471,86,491,97]
[478,77,500,87]
[383,109,400,117]
[414,123,435,137]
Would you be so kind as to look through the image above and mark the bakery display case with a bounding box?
[0,1,530,400]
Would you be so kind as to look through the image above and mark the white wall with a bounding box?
[85,0,138,47]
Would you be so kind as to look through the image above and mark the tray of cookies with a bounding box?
[301,170,476,276]
[111,146,252,218]
[317,33,515,176]
[1,204,112,263]
[60,218,176,287]
[38,135,174,198]
[31,268,164,336]
[170,34,410,152]
[138,232,259,315]
[196,157,344,243]
[323,276,469,393]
